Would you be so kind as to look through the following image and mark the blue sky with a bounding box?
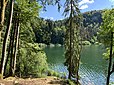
[39,0,114,20]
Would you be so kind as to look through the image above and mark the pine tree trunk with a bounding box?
[106,32,113,85]
[68,0,73,80]
[18,35,21,78]
[0,0,8,40]
[3,18,18,76]
[0,0,14,78]
[12,18,20,76]
[4,28,14,76]
[9,18,17,76]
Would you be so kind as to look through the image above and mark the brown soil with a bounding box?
[0,77,67,85]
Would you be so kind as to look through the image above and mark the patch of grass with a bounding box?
[53,72,60,77]
[41,74,47,78]
[37,73,42,78]
[47,69,60,77]
[67,79,81,85]
[68,79,75,85]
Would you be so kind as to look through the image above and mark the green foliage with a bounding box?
[67,80,76,85]
[35,10,103,45]
[101,9,114,32]
[64,0,82,82]
[99,9,114,46]
[34,19,65,45]
[103,47,114,59]
[109,82,114,85]
[38,0,61,11]
[103,48,110,59]
[53,71,59,77]
[20,23,36,43]
[99,8,114,59]
[47,69,60,77]
[18,42,48,77]
[5,0,50,78]
[15,0,41,23]
[81,41,91,45]
[15,2,49,76]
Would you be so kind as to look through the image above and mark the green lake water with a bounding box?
[44,45,114,85]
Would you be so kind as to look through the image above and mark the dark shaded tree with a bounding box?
[0,0,14,78]
[0,0,8,40]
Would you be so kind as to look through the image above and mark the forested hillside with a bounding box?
[34,10,103,45]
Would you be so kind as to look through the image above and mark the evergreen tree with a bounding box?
[64,0,82,84]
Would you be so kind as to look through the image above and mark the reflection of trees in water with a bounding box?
[45,46,114,85]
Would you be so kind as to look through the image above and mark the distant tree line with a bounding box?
[35,10,103,45]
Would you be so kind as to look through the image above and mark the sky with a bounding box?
[39,0,114,20]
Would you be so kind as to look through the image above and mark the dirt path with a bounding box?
[0,77,67,85]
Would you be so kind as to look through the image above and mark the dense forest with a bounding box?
[34,10,103,45]
[0,0,49,78]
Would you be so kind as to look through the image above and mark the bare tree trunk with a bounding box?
[0,0,8,41]
[12,18,20,76]
[0,0,14,78]
[68,0,73,79]
[4,17,17,76]
[17,33,21,78]
[4,12,19,77]
[106,32,113,85]
[9,18,17,76]
[3,28,14,76]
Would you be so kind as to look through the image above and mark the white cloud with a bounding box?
[78,0,94,10]
[109,0,114,2]
[50,17,54,20]
[41,11,44,14]
[109,0,114,3]
[79,0,94,6]
[80,5,88,9]
[59,18,64,20]
[44,16,54,20]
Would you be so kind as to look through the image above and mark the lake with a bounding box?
[44,45,114,85]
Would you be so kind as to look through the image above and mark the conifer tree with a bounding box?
[64,0,82,84]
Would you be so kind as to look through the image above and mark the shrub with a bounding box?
[17,43,48,77]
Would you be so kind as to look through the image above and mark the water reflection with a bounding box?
[44,45,114,85]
